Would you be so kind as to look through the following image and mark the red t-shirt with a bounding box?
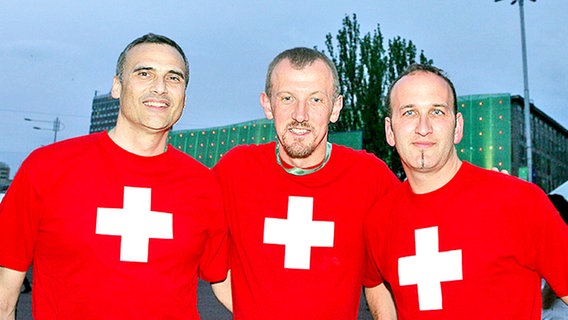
[0,132,229,319]
[213,142,400,319]
[364,161,568,320]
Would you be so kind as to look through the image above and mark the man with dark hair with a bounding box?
[364,63,568,319]
[211,47,400,319]
[0,33,228,319]
[115,33,190,88]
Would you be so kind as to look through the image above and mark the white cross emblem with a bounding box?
[263,196,334,269]
[398,226,463,310]
[96,187,173,263]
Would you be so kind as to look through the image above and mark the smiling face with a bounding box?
[386,71,463,175]
[111,43,187,134]
[260,58,343,168]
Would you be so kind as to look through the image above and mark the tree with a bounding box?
[322,14,432,178]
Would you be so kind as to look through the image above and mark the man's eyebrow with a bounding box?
[169,70,185,80]
[399,104,415,110]
[399,103,449,109]
[132,66,185,80]
[132,66,154,73]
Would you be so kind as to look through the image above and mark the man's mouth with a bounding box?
[144,100,170,108]
[413,140,434,149]
[289,127,311,135]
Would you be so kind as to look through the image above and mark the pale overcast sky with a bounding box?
[1,0,566,178]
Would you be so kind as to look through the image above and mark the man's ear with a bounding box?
[385,117,396,147]
[329,95,344,123]
[111,76,122,99]
[260,92,274,120]
[454,112,464,144]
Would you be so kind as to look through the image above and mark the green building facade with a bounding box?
[457,94,512,172]
[168,118,362,168]
[457,93,568,193]
[91,91,567,193]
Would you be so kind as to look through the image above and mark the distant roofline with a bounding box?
[172,118,273,133]
[511,94,568,136]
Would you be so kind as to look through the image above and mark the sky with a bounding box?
[1,0,567,178]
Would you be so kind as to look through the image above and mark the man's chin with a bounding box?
[282,144,314,159]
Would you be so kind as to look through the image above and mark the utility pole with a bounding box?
[495,0,534,182]
[24,117,63,143]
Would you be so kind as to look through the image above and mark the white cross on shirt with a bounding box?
[398,226,463,310]
[96,186,173,263]
[264,196,335,269]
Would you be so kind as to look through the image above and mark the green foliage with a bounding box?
[321,13,433,178]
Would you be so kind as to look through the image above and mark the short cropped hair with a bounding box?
[386,64,457,116]
[264,47,340,100]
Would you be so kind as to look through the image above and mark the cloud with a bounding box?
[0,39,83,61]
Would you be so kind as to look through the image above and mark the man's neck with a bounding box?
[406,157,462,194]
[276,142,332,176]
[108,126,169,157]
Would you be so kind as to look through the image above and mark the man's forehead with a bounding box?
[272,60,332,84]
[394,73,451,95]
[275,58,329,72]
[126,44,185,69]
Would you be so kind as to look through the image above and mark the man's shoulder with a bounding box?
[49,132,100,148]
[230,142,274,154]
[460,161,542,195]
[217,143,274,163]
[332,144,384,161]
[168,146,207,166]
[462,162,526,184]
[27,133,100,161]
[164,147,221,182]
[331,144,392,171]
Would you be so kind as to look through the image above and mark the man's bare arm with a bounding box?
[365,283,397,320]
[0,266,26,320]
[211,270,232,312]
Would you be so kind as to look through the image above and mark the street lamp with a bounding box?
[495,0,535,182]
[24,117,63,143]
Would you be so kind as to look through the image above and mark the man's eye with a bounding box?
[432,109,445,115]
[138,71,149,77]
[168,75,182,82]
[403,110,415,116]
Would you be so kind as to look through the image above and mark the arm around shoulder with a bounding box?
[365,283,397,320]
[0,266,26,320]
